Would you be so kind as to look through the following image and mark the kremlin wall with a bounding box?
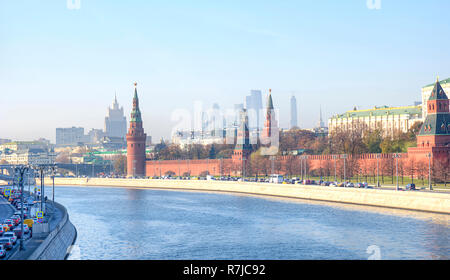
[127,80,450,179]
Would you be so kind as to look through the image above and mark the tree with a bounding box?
[415,160,428,186]
[433,158,450,186]
[363,129,382,153]
[113,155,127,175]
[55,152,70,164]
[208,145,216,159]
[330,122,368,155]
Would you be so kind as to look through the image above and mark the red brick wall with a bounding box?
[146,159,242,177]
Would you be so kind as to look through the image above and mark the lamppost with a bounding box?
[393,153,401,191]
[426,153,433,190]
[333,155,337,182]
[270,156,275,175]
[50,164,57,205]
[300,156,303,181]
[341,154,348,183]
[15,165,29,251]
[36,165,46,212]
[376,154,381,187]
[303,155,308,180]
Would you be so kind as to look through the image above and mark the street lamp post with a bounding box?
[333,155,337,182]
[341,154,348,183]
[51,165,56,205]
[15,165,29,251]
[427,153,433,190]
[393,154,401,191]
[376,154,381,188]
[300,156,303,181]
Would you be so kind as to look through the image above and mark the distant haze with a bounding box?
[1,0,449,142]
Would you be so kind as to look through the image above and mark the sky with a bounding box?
[1,0,449,143]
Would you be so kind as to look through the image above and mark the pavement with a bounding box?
[0,191,63,260]
[8,202,63,260]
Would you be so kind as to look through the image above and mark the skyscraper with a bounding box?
[105,94,127,139]
[245,90,263,133]
[290,95,298,129]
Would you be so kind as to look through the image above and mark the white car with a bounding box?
[269,174,284,184]
[2,232,16,245]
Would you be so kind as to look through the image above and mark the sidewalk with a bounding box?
[9,203,63,260]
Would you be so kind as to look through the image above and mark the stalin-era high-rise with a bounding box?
[126,83,147,177]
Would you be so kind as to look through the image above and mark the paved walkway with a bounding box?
[9,202,63,260]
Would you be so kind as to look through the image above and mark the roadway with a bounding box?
[0,195,32,260]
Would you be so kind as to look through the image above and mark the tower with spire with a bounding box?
[409,77,450,162]
[126,83,147,177]
[263,89,277,139]
[232,108,253,175]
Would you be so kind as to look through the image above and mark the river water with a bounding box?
[49,186,449,260]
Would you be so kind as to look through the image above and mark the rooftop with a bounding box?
[331,105,422,119]
[423,77,450,89]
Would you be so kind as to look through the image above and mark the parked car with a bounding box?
[0,244,6,258]
[2,232,17,245]
[346,182,355,188]
[405,184,416,191]
[0,238,13,250]
[269,174,284,184]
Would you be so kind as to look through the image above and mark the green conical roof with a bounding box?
[267,90,274,110]
[130,84,142,123]
[429,79,449,101]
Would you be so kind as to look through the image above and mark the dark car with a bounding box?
[405,184,416,191]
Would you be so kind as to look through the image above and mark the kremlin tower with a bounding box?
[126,83,147,177]
[408,77,450,162]
[232,108,252,175]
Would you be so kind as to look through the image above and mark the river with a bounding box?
[47,186,449,260]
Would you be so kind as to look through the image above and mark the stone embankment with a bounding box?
[44,178,450,214]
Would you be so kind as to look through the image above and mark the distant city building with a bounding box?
[87,129,105,144]
[56,127,86,146]
[290,95,298,129]
[233,103,244,126]
[245,90,263,137]
[0,141,51,152]
[171,129,227,148]
[328,105,422,137]
[0,139,12,145]
[105,94,127,140]
[100,136,127,150]
[421,77,450,119]
[0,141,55,165]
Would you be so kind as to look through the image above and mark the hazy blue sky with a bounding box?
[1,0,449,142]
